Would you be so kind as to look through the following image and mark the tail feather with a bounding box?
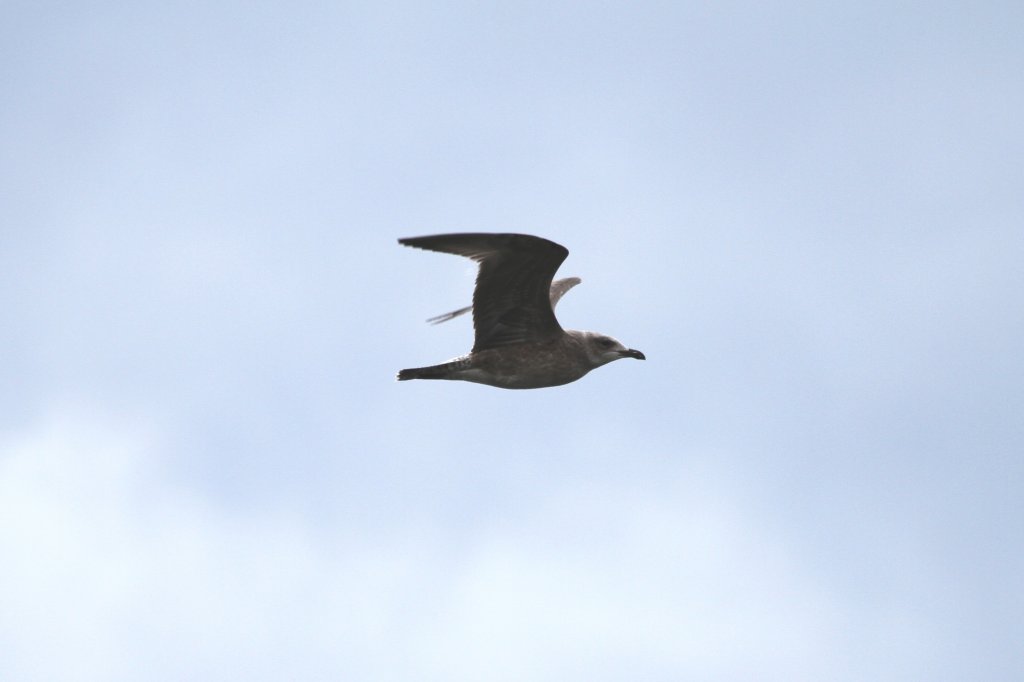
[396,358,469,382]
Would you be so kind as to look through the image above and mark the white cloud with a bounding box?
[0,409,408,680]
[1,409,931,681]
[414,482,845,681]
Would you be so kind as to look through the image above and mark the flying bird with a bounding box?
[397,233,645,389]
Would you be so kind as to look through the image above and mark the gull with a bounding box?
[397,233,645,389]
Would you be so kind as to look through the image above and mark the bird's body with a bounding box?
[397,233,644,390]
[398,330,620,389]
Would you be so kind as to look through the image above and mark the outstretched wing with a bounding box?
[398,233,569,351]
[426,276,581,326]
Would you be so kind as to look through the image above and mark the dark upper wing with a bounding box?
[426,276,581,326]
[398,233,569,351]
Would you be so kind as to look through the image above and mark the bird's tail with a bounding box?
[396,357,471,382]
[397,365,444,381]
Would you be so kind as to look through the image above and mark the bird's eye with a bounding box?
[599,338,614,348]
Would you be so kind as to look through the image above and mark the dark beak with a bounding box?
[619,348,646,360]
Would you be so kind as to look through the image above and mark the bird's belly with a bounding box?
[459,346,588,389]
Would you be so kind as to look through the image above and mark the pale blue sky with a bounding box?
[2,2,1023,680]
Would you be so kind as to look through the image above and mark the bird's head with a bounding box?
[577,331,646,367]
